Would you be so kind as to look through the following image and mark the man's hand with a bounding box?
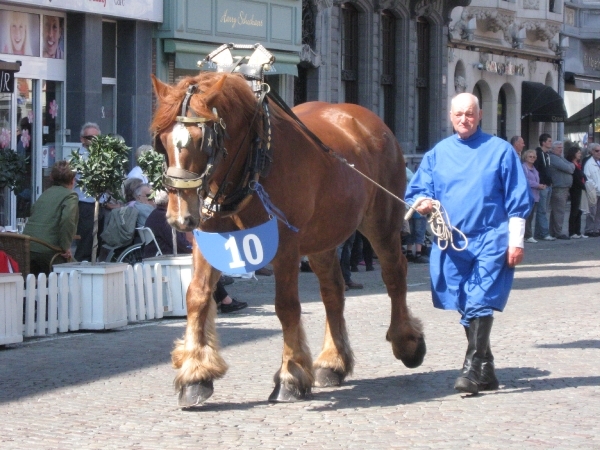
[415,198,434,215]
[506,246,523,267]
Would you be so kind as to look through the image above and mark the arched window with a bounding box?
[474,84,483,130]
[497,88,507,140]
[341,3,359,104]
[381,11,396,132]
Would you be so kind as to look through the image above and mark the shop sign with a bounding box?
[217,0,267,38]
[0,70,15,93]
[482,60,525,76]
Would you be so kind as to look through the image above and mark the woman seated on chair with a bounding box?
[23,161,78,274]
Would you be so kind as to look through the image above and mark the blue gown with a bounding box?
[405,128,532,323]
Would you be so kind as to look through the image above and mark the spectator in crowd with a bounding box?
[405,93,531,395]
[145,191,247,313]
[73,122,102,261]
[566,146,587,239]
[522,149,546,244]
[547,140,574,240]
[129,183,155,227]
[23,161,78,274]
[350,231,375,271]
[127,145,152,184]
[510,136,525,157]
[533,133,555,241]
[404,166,429,263]
[339,232,363,290]
[584,143,600,237]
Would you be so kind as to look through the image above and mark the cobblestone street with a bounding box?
[1,237,599,449]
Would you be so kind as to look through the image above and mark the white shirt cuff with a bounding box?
[508,217,526,248]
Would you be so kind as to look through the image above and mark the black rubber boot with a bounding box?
[454,316,496,394]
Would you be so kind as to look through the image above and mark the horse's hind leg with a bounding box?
[309,249,354,387]
[363,224,426,368]
[171,248,228,407]
[269,246,314,402]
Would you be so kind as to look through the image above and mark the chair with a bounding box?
[136,227,163,256]
[0,232,69,277]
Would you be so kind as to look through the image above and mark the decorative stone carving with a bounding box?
[528,60,537,75]
[455,7,516,44]
[316,0,334,9]
[454,75,467,93]
[300,44,321,68]
[523,0,539,10]
[374,0,396,11]
[448,47,455,63]
[522,20,560,42]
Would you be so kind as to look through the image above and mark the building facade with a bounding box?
[562,1,600,147]
[0,0,160,227]
[446,0,565,150]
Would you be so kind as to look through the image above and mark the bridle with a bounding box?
[162,84,227,196]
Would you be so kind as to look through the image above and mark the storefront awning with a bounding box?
[521,81,567,122]
[163,40,300,76]
[564,97,600,134]
[565,72,600,92]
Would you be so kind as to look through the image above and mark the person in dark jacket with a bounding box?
[566,146,587,239]
[533,133,555,241]
[144,191,247,313]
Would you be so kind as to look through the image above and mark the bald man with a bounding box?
[405,93,532,395]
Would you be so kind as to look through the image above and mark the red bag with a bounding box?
[0,250,19,273]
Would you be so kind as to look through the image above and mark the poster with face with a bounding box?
[43,15,64,59]
[0,10,40,57]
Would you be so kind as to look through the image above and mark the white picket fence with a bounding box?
[0,262,172,345]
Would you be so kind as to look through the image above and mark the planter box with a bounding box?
[0,273,24,345]
[53,262,129,330]
[143,255,192,316]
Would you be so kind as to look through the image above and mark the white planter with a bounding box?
[0,273,24,345]
[53,262,129,330]
[143,255,192,316]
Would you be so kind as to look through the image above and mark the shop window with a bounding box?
[381,11,396,133]
[341,3,358,104]
[42,81,63,192]
[15,78,35,218]
[102,21,117,79]
[0,92,11,226]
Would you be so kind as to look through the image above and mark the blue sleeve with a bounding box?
[502,148,533,219]
[405,150,436,206]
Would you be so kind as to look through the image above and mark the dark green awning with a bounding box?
[521,81,566,122]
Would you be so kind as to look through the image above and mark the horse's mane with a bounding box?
[151,72,263,136]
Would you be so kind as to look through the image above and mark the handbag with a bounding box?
[585,180,597,205]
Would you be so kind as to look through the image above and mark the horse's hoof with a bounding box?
[402,336,427,368]
[268,382,311,403]
[314,367,344,387]
[178,380,214,408]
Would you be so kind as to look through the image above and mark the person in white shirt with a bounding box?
[583,143,600,236]
[126,145,152,184]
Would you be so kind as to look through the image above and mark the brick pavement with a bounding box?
[1,237,599,449]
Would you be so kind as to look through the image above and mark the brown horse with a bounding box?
[151,71,426,407]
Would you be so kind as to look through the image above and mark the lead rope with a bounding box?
[334,155,468,252]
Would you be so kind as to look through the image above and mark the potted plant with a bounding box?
[0,148,28,227]
[52,135,131,330]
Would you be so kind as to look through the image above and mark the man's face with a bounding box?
[592,147,600,161]
[551,144,563,156]
[541,137,552,151]
[450,96,481,139]
[513,137,525,154]
[80,127,100,149]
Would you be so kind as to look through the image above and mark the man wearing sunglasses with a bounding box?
[73,122,101,261]
[584,143,600,237]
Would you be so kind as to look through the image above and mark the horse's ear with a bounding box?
[151,74,171,102]
[202,74,228,107]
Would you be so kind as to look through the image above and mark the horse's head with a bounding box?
[151,72,261,231]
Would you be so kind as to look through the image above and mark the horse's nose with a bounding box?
[167,212,197,231]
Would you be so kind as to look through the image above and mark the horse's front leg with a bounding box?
[268,246,314,402]
[172,245,227,407]
[309,248,354,387]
